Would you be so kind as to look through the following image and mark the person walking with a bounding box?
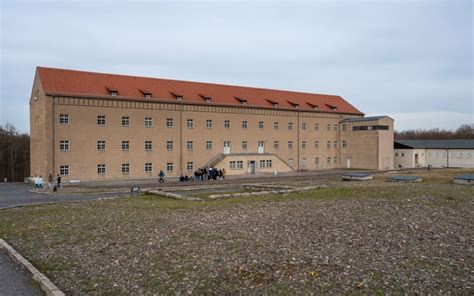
[158,170,165,183]
[222,168,226,180]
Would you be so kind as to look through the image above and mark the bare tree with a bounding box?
[395,124,474,140]
[0,123,30,182]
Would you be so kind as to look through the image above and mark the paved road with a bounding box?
[0,183,128,209]
[0,251,41,296]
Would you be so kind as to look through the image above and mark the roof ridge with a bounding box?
[36,66,343,98]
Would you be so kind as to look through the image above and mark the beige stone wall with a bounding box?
[30,88,395,181]
[215,154,293,176]
[340,117,394,170]
[29,73,53,178]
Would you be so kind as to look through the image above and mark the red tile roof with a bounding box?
[36,66,364,115]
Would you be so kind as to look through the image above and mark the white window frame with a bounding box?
[59,114,69,125]
[60,165,69,176]
[121,116,130,127]
[122,141,130,151]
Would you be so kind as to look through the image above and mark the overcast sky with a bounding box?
[1,0,472,133]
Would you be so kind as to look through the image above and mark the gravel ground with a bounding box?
[0,179,472,295]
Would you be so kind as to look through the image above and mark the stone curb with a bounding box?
[0,238,65,296]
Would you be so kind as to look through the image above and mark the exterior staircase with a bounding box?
[200,153,225,169]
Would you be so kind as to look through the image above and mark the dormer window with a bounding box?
[307,102,319,110]
[140,89,152,99]
[326,104,337,111]
[235,97,248,105]
[200,94,212,103]
[106,86,119,96]
[266,99,279,108]
[287,100,299,109]
[170,91,183,101]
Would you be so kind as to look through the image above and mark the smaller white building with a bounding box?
[394,140,474,168]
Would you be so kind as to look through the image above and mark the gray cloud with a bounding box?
[1,0,472,133]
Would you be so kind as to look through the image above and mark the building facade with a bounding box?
[394,140,474,168]
[30,67,394,182]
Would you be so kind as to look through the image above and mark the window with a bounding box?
[121,141,130,150]
[302,141,306,149]
[258,121,264,129]
[395,152,399,157]
[242,121,248,129]
[315,123,319,131]
[315,141,319,149]
[187,141,194,150]
[166,118,174,128]
[224,120,231,129]
[60,165,69,176]
[97,115,106,125]
[122,116,130,126]
[288,122,293,130]
[315,157,319,165]
[122,163,130,174]
[302,123,306,130]
[60,140,69,151]
[260,159,272,168]
[342,141,347,148]
[274,141,279,149]
[458,152,463,159]
[401,153,405,157]
[34,116,39,125]
[145,117,153,127]
[327,157,331,164]
[334,157,338,164]
[334,141,338,148]
[59,114,69,125]
[230,161,243,170]
[288,141,293,149]
[342,124,347,131]
[145,140,152,151]
[145,163,153,173]
[327,141,331,149]
[266,160,272,168]
[302,158,307,168]
[166,162,174,172]
[449,152,454,158]
[97,140,106,150]
[288,159,293,166]
[327,124,331,131]
[206,120,213,129]
[333,124,338,131]
[187,162,193,171]
[242,141,248,149]
[187,119,194,128]
[166,141,173,151]
[467,152,472,159]
[273,122,279,130]
[206,141,213,150]
[97,164,106,175]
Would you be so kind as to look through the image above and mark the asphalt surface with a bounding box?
[0,251,41,296]
[0,183,128,210]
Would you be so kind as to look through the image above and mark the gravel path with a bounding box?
[0,181,472,294]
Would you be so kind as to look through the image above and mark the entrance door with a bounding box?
[415,153,419,166]
[346,157,351,168]
[258,141,265,154]
[248,161,256,174]
[223,141,231,154]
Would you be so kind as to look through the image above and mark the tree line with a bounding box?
[0,123,30,182]
[395,124,474,140]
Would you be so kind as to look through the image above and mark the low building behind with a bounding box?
[394,140,474,168]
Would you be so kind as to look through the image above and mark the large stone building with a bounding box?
[30,67,394,182]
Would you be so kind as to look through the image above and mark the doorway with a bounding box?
[248,161,256,174]
[223,141,231,154]
[258,141,265,154]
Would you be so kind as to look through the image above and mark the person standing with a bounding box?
[48,173,54,191]
[222,168,226,180]
[56,174,61,189]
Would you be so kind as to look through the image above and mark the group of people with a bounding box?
[33,173,61,191]
[194,167,226,181]
[159,167,227,183]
